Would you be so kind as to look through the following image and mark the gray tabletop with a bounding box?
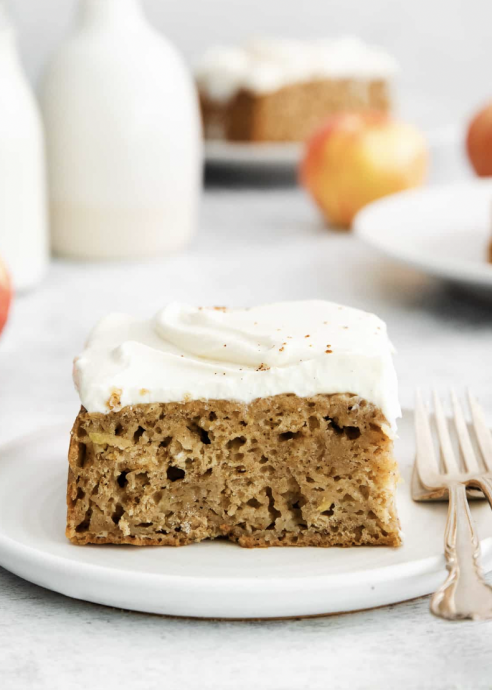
[1,152,492,689]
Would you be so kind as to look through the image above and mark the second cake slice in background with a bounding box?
[196,37,398,142]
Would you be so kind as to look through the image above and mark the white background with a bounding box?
[9,0,492,129]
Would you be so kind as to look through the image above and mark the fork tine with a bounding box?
[433,389,460,474]
[468,390,492,472]
[451,389,481,473]
[415,389,440,488]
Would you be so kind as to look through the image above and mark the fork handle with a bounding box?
[431,482,491,621]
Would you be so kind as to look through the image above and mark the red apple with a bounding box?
[466,101,492,176]
[0,256,12,337]
[300,112,428,229]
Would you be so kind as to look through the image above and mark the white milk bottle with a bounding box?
[0,3,48,290]
[41,0,202,259]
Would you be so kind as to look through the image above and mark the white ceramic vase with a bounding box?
[41,0,202,260]
[0,5,48,290]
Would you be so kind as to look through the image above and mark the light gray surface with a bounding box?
[1,152,492,687]
[1,565,492,690]
[7,0,492,129]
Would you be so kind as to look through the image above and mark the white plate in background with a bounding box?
[205,139,302,167]
[0,409,490,619]
[354,179,492,295]
[204,126,461,170]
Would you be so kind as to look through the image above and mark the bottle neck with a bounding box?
[78,0,146,32]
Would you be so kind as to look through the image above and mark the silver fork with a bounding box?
[415,389,492,621]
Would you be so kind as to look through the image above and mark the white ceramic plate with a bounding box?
[204,126,459,169]
[0,410,491,619]
[354,179,492,295]
[205,140,302,167]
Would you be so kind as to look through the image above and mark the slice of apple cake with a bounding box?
[67,300,401,548]
[196,37,398,143]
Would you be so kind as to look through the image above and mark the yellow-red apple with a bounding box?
[300,112,428,229]
[0,255,12,337]
[466,102,492,176]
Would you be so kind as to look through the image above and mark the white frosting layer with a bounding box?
[74,301,400,430]
[196,36,398,102]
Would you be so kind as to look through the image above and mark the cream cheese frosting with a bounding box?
[196,36,399,103]
[74,300,400,430]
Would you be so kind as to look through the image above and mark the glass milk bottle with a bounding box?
[0,3,48,290]
[41,0,202,259]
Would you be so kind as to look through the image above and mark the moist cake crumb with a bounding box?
[66,393,400,548]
